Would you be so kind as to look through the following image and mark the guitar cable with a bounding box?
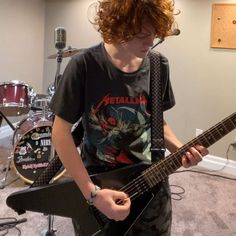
[0,217,22,236]
[170,142,236,201]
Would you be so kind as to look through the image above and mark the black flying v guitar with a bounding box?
[7,113,236,236]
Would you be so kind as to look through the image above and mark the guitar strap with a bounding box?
[149,51,165,161]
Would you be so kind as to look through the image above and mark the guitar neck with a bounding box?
[143,112,236,188]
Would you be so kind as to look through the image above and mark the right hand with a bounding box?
[93,189,131,221]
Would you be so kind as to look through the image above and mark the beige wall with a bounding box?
[0,0,235,160]
[159,0,236,160]
[0,0,45,93]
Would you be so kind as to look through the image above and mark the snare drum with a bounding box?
[13,112,65,184]
[32,96,51,111]
[0,80,34,116]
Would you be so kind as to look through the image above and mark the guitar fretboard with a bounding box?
[143,112,236,189]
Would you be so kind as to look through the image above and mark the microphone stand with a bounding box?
[54,50,63,90]
[41,47,65,236]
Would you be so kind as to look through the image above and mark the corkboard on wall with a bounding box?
[211,4,236,49]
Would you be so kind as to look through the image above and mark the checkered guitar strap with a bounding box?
[149,51,165,161]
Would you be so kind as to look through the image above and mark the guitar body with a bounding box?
[7,163,156,236]
[6,113,236,235]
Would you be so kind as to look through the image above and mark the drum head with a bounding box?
[13,125,65,184]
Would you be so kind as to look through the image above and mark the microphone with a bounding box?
[54,27,66,50]
[171,28,181,36]
[151,28,181,49]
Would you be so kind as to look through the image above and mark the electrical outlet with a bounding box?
[196,128,203,137]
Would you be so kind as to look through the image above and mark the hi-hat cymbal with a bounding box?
[48,46,81,59]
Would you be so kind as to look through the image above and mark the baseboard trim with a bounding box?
[198,154,236,176]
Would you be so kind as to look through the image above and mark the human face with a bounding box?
[122,25,156,58]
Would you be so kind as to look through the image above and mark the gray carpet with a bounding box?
[0,148,236,236]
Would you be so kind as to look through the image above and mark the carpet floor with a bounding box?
[0,147,236,236]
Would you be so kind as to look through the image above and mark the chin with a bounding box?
[136,51,148,58]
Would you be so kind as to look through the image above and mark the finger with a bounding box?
[182,156,191,168]
[186,151,198,165]
[112,191,130,206]
[113,191,129,200]
[195,145,209,156]
[182,150,200,167]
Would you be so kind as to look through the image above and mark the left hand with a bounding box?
[181,145,208,168]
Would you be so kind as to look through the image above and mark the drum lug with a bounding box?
[20,98,24,107]
[3,98,6,106]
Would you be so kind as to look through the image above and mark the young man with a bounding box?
[50,0,208,235]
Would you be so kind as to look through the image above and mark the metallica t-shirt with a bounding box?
[50,43,175,169]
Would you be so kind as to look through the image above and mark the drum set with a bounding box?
[0,80,66,187]
[0,45,81,188]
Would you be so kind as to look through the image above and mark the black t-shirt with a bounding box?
[50,43,175,169]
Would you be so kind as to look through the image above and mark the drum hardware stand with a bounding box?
[41,215,56,236]
[0,153,14,189]
[41,146,57,236]
[39,100,49,121]
[0,111,15,189]
[0,111,15,131]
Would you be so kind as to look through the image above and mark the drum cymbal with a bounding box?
[48,46,81,59]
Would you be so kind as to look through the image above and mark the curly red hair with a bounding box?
[91,0,177,43]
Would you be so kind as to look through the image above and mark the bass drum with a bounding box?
[13,112,65,184]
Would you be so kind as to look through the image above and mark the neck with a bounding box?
[104,43,143,73]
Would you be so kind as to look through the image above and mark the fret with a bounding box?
[221,121,231,133]
[144,173,160,187]
[207,129,218,142]
[225,119,235,131]
[164,159,176,173]
[170,158,179,169]
[215,127,224,140]
[198,134,212,147]
[173,154,182,169]
[229,118,236,128]
[160,163,171,178]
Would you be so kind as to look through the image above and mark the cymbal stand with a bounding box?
[0,111,15,189]
[0,111,15,131]
[0,152,14,189]
[41,146,57,236]
[41,215,56,236]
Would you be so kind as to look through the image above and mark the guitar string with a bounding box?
[92,115,236,222]
[121,116,235,194]
[117,117,236,197]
